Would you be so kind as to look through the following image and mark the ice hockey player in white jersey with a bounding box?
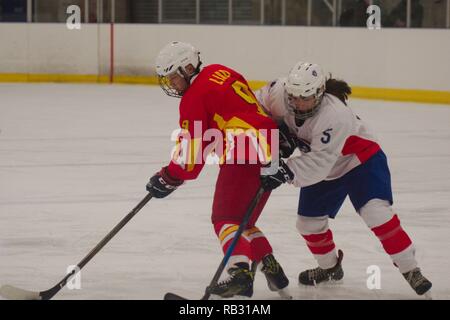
[257,61,432,296]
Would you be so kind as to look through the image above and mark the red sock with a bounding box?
[214,222,272,263]
[371,214,412,255]
[245,226,273,262]
[214,221,251,260]
[302,229,336,255]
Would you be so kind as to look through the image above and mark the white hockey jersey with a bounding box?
[256,78,381,188]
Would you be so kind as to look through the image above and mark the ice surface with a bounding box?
[1,83,449,299]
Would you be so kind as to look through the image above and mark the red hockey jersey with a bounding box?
[166,64,277,181]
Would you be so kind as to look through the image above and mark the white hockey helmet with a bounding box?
[284,62,327,120]
[155,41,202,97]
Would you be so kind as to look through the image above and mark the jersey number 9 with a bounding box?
[232,81,268,117]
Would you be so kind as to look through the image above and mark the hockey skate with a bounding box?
[402,267,432,296]
[254,254,292,299]
[209,263,254,298]
[299,249,344,286]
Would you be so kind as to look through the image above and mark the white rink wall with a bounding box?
[0,23,450,91]
[0,24,101,75]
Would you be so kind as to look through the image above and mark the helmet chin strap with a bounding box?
[175,68,190,96]
[176,61,202,96]
[292,93,324,122]
[191,60,202,80]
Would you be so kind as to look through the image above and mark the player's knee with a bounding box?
[359,199,394,228]
[296,215,329,235]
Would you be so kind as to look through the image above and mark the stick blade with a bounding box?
[164,292,188,300]
[0,285,41,300]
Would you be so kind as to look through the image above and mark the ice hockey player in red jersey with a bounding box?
[146,41,290,299]
[258,61,432,297]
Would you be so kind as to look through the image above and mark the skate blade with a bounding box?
[423,291,433,300]
[277,287,293,300]
[299,279,344,288]
[209,294,252,300]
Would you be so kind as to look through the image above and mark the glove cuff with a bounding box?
[160,167,184,186]
[281,160,295,183]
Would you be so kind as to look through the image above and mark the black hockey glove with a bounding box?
[278,122,298,158]
[146,166,184,198]
[297,138,311,154]
[260,159,294,192]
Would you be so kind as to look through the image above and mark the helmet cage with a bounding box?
[158,61,202,98]
[285,85,325,121]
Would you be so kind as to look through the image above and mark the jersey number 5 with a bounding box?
[321,129,333,144]
[232,81,267,117]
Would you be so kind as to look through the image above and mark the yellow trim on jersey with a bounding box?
[181,121,188,130]
[186,137,202,172]
[171,131,202,173]
[1,74,448,105]
[213,113,272,163]
[248,81,269,91]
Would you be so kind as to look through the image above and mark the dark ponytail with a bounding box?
[325,77,352,106]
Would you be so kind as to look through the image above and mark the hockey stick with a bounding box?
[0,193,153,300]
[164,187,266,300]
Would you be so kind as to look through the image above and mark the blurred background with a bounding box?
[1,0,449,28]
[0,0,449,104]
